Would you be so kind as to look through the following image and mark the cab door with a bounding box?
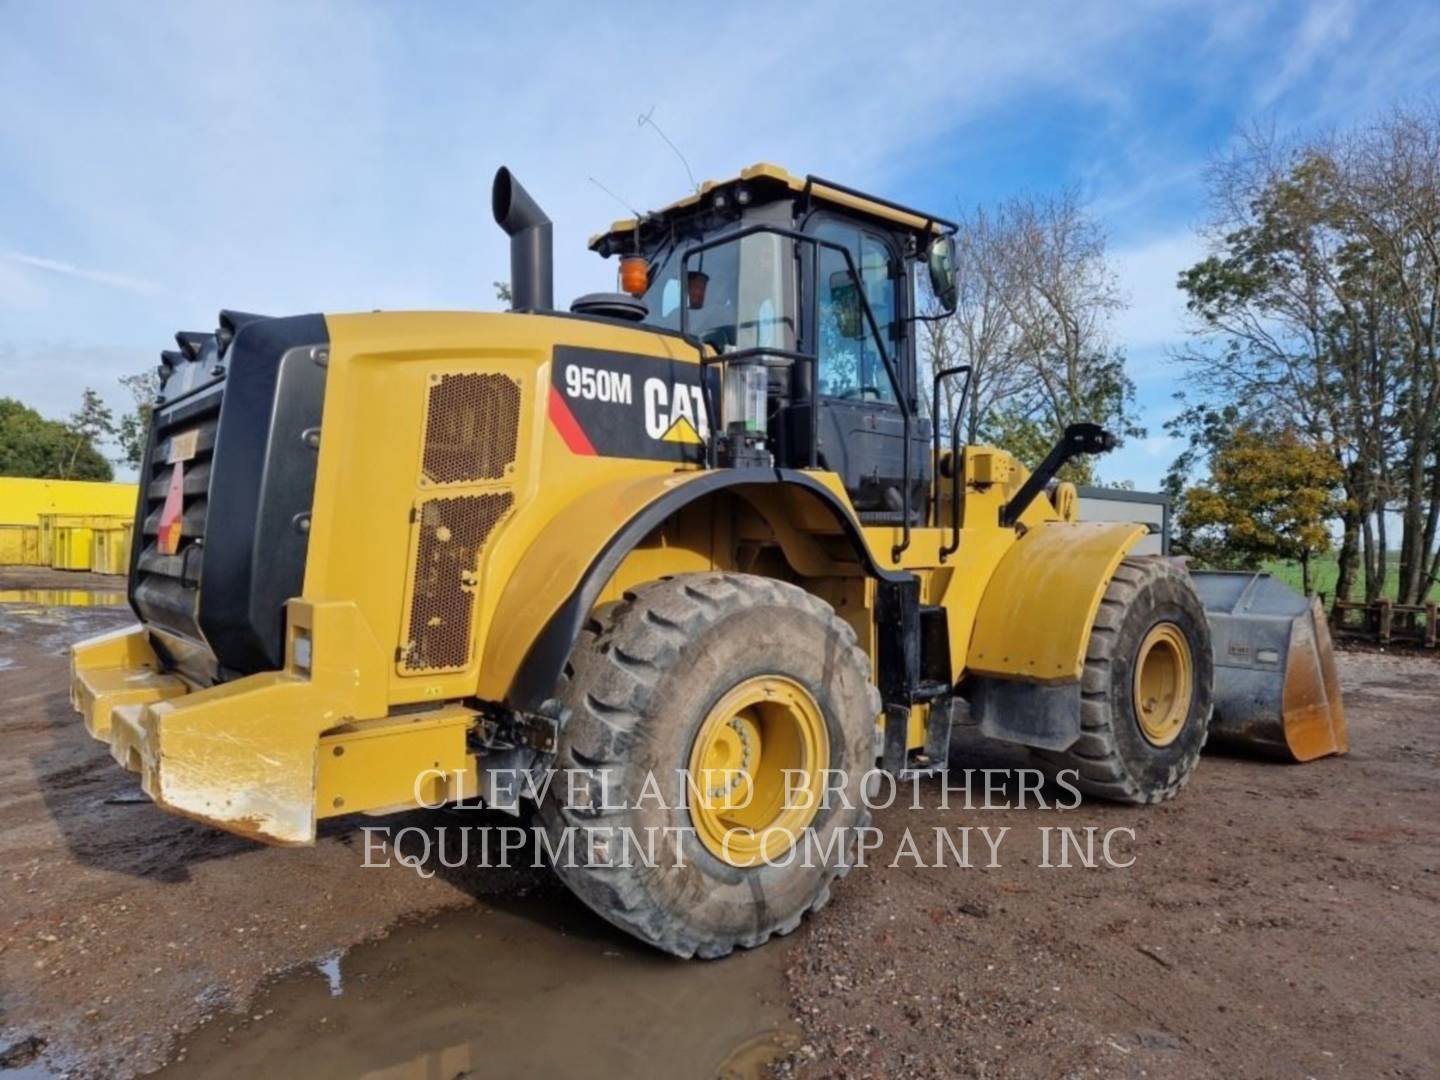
[806,217,930,519]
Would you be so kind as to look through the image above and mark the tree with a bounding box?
[0,397,113,481]
[66,388,114,478]
[115,371,160,470]
[919,189,1141,481]
[1176,107,1440,604]
[1177,426,1345,595]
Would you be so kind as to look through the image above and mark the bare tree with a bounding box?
[1001,190,1137,462]
[919,191,1138,482]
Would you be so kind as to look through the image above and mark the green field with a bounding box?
[1260,553,1437,602]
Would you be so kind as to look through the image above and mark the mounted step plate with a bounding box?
[876,579,952,706]
[877,582,955,775]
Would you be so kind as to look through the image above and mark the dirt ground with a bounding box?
[1,567,1437,1078]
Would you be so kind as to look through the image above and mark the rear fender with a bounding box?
[478,469,902,711]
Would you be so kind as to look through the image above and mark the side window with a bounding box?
[814,221,897,403]
[660,277,680,321]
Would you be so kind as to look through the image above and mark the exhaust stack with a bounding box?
[492,167,553,312]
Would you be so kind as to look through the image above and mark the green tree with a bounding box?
[1177,426,1345,595]
[115,371,160,470]
[66,387,115,478]
[0,397,113,481]
[1176,107,1440,604]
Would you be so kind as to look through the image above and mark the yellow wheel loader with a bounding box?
[71,164,1346,958]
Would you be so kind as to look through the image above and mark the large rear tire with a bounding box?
[539,573,879,958]
[1038,557,1214,804]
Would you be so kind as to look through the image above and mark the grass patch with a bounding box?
[1259,553,1436,602]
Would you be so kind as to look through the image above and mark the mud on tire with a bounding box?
[1038,557,1214,805]
[538,572,879,959]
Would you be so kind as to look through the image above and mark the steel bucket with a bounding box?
[1190,570,1348,762]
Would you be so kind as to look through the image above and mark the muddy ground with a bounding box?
[1,566,1437,1079]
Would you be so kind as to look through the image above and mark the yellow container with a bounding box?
[37,513,131,564]
[91,527,132,576]
[51,526,96,571]
[0,477,139,527]
[0,524,41,565]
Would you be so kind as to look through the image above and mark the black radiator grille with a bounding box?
[128,311,329,679]
[131,374,223,644]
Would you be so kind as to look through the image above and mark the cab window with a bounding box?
[642,233,794,353]
[814,220,898,403]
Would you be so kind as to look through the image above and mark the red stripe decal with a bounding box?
[548,384,597,456]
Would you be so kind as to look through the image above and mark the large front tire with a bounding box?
[539,573,880,958]
[1038,557,1214,804]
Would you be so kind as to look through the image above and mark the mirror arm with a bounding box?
[999,423,1116,528]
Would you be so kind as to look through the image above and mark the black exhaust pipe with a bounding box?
[491,167,553,312]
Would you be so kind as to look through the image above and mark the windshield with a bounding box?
[641,233,795,354]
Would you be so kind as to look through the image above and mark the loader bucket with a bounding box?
[1190,570,1347,762]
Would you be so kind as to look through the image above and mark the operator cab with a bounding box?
[589,164,958,523]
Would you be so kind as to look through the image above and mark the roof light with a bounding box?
[619,255,648,297]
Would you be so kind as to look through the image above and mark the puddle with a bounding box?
[0,589,127,609]
[152,895,799,1080]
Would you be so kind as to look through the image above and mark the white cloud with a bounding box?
[0,1,1192,335]
[4,0,1439,426]
[1256,0,1356,108]
[1110,229,1207,352]
[1,252,160,295]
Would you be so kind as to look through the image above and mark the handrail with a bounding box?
[929,365,971,560]
[938,367,974,561]
[676,222,916,560]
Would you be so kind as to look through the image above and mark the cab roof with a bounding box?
[587,163,956,252]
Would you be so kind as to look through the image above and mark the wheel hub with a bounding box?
[1134,622,1193,747]
[688,675,828,867]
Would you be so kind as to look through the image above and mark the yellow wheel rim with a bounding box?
[687,675,828,868]
[1133,622,1193,747]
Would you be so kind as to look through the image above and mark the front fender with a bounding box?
[966,521,1147,683]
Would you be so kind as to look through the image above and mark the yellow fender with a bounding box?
[967,521,1147,682]
[477,468,895,709]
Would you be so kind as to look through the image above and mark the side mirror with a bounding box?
[828,272,864,340]
[926,234,958,313]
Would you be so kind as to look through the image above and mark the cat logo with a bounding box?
[660,415,704,445]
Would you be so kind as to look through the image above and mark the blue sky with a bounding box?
[4,1,1439,486]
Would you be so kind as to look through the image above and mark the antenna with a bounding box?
[588,176,641,218]
[637,106,698,193]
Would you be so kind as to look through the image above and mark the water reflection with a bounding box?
[0,589,127,608]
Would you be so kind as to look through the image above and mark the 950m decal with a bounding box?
[549,345,716,462]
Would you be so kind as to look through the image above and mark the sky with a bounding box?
[4,0,1440,488]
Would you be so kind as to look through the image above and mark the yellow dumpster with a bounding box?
[91,528,132,575]
[52,526,96,571]
[38,513,131,564]
[0,525,41,566]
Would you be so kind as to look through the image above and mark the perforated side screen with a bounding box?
[422,373,520,484]
[400,493,514,672]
